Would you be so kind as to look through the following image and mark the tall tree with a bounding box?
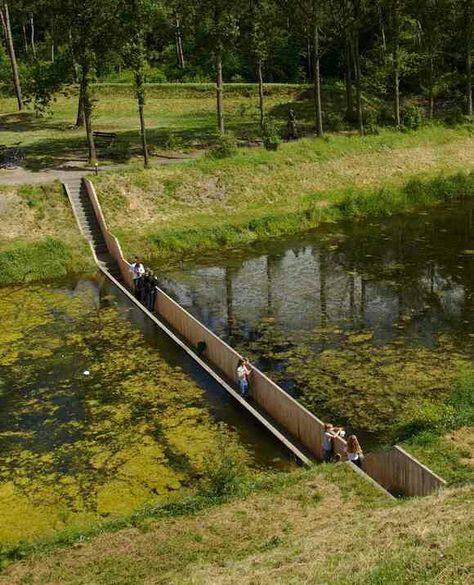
[122,0,157,168]
[292,0,330,136]
[58,0,120,163]
[249,0,278,130]
[465,0,473,116]
[346,0,365,134]
[202,0,238,134]
[388,0,402,125]
[0,1,23,110]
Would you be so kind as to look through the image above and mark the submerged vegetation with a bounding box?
[0,283,252,546]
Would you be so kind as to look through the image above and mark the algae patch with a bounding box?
[0,282,249,545]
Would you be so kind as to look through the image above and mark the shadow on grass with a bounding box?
[0,111,75,134]
[9,86,351,170]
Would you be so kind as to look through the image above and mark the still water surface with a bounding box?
[158,200,474,444]
[0,276,291,545]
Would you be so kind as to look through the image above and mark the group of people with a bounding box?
[130,257,159,312]
[323,423,364,468]
[132,256,363,467]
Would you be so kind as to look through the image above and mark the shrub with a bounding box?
[444,106,466,127]
[364,109,380,134]
[401,103,424,130]
[326,112,345,132]
[108,140,132,162]
[160,129,181,150]
[262,118,281,151]
[396,399,456,440]
[208,132,238,159]
[198,425,248,499]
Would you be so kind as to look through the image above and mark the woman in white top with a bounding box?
[345,435,364,468]
[322,423,344,462]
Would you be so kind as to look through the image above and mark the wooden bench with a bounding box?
[93,131,117,144]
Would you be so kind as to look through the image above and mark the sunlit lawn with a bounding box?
[0,84,313,169]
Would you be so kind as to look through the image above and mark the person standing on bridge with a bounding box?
[322,423,344,463]
[130,257,145,298]
[236,358,252,398]
[145,270,159,312]
[345,435,364,468]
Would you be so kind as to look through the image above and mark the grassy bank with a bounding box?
[0,183,92,284]
[400,369,474,484]
[2,464,474,584]
[93,125,474,265]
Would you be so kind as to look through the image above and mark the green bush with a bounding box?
[396,400,456,440]
[326,112,345,132]
[108,140,132,162]
[364,109,380,134]
[208,132,238,159]
[262,118,281,151]
[444,106,466,127]
[401,103,424,130]
[198,426,248,499]
[159,129,182,150]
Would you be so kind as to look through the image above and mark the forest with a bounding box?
[1,0,472,165]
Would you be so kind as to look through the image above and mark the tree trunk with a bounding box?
[30,13,36,59]
[392,0,401,126]
[257,59,265,131]
[306,26,312,81]
[216,43,225,134]
[0,2,23,111]
[351,31,364,134]
[428,53,435,119]
[22,23,28,54]
[134,66,149,168]
[344,41,354,120]
[378,2,387,63]
[175,14,185,68]
[81,63,96,164]
[51,40,55,63]
[312,18,324,136]
[76,79,85,127]
[466,1,473,116]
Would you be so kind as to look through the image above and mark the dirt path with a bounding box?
[0,156,196,187]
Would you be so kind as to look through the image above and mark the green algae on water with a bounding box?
[0,282,249,546]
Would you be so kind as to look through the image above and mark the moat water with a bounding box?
[157,200,474,446]
[0,276,292,545]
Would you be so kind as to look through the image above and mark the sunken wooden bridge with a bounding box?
[63,176,447,498]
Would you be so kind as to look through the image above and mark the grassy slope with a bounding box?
[94,125,474,264]
[2,465,473,585]
[0,182,92,284]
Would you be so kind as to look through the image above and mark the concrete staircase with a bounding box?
[64,177,122,281]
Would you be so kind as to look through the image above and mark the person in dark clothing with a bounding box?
[145,271,158,311]
[286,109,298,140]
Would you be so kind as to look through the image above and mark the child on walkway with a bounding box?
[322,423,344,462]
[345,435,364,468]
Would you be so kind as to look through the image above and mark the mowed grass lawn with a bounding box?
[0,84,313,169]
